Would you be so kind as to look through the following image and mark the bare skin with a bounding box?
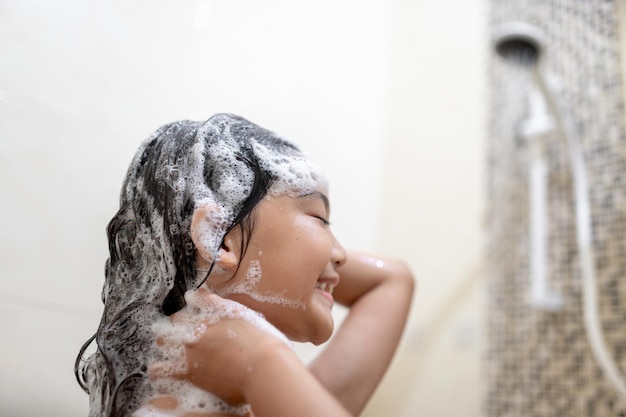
[311,251,415,415]
[137,192,415,417]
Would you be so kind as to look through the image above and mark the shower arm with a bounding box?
[521,86,561,311]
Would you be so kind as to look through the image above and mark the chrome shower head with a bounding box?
[493,22,546,67]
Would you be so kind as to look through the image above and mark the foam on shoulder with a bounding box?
[147,291,293,414]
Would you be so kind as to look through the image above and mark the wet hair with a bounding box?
[75,114,322,417]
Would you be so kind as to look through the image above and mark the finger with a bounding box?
[147,359,187,379]
[170,287,217,324]
[194,285,214,298]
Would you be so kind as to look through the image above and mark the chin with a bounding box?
[310,336,330,346]
[251,303,335,345]
[308,322,335,345]
[281,321,333,345]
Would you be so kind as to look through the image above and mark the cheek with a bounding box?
[256,247,327,296]
[291,227,332,268]
[252,221,333,291]
[305,230,334,266]
[296,220,333,253]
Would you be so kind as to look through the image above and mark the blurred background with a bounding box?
[1,0,487,416]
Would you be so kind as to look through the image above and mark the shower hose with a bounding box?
[544,78,626,401]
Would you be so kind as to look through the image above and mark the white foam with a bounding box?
[150,292,292,381]
[215,260,305,310]
[252,140,327,197]
[144,378,251,416]
[99,115,323,416]
[148,292,293,415]
[181,119,327,278]
[135,379,250,416]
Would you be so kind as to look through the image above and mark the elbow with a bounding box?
[385,258,417,297]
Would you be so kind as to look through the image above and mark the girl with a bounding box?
[75,113,414,417]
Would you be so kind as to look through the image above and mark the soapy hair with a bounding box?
[75,114,322,417]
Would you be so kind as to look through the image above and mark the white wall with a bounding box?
[0,1,487,416]
[361,1,488,416]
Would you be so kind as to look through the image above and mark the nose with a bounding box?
[331,234,347,268]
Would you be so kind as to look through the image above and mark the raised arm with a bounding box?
[308,250,415,415]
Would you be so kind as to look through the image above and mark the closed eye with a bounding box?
[314,215,331,226]
[298,191,332,226]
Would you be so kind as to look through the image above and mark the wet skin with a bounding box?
[205,189,347,345]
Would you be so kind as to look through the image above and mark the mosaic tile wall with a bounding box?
[487,1,626,416]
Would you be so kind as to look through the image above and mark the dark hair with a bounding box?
[75,114,306,417]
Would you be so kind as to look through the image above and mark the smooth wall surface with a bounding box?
[0,1,487,416]
[370,1,487,415]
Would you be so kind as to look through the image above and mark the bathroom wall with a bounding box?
[0,1,487,416]
[487,1,626,416]
[366,0,488,416]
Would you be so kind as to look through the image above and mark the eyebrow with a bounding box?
[298,191,330,214]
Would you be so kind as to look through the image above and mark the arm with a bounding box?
[308,250,415,415]
[243,341,352,417]
[152,290,353,417]
[183,320,353,417]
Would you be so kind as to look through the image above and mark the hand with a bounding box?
[149,288,352,417]
[151,288,293,406]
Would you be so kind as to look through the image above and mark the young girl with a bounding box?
[75,113,414,417]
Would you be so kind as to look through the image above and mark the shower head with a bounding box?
[493,22,546,67]
[493,21,559,119]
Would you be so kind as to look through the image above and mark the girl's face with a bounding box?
[210,188,347,345]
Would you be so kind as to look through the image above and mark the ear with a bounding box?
[218,230,241,269]
[190,203,241,271]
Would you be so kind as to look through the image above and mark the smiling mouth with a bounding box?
[314,282,336,295]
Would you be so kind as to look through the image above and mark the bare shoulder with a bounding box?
[133,399,252,417]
